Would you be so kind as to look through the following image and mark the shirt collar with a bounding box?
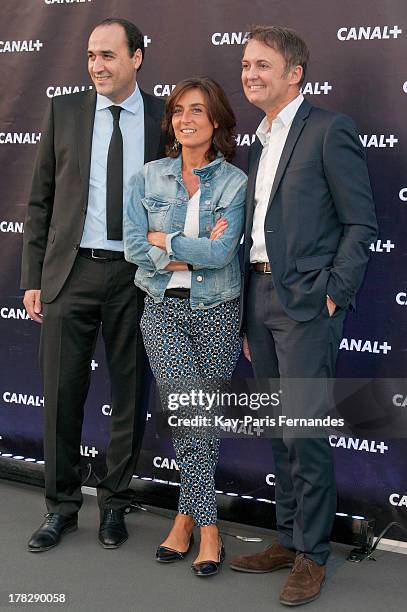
[163,152,225,180]
[96,83,142,115]
[256,93,304,146]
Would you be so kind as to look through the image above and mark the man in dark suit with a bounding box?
[21,18,165,552]
[230,27,377,605]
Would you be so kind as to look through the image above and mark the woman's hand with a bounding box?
[165,262,188,271]
[147,231,167,250]
[210,217,228,240]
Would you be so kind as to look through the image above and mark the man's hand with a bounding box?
[147,231,167,250]
[242,335,251,362]
[23,289,43,323]
[210,217,228,241]
[326,295,337,317]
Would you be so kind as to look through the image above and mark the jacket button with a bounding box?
[199,303,205,308]
[196,275,203,282]
[74,244,79,250]
[205,182,210,187]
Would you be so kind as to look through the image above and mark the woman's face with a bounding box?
[171,88,218,153]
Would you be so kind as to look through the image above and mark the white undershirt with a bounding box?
[166,189,201,289]
[250,94,304,263]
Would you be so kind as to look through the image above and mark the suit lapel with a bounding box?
[141,89,161,163]
[76,90,96,209]
[266,100,312,212]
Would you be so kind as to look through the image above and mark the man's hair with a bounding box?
[96,18,144,67]
[246,26,309,86]
[163,77,237,162]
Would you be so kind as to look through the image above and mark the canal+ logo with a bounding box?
[0,40,43,53]
[337,26,403,41]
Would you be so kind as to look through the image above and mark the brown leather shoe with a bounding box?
[280,553,325,606]
[229,542,296,573]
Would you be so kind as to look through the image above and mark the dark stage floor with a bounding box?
[0,479,406,612]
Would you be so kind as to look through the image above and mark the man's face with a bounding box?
[87,24,142,104]
[241,39,296,113]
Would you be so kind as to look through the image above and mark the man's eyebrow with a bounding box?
[242,58,271,63]
[87,49,116,55]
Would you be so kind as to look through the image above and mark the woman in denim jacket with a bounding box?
[124,77,247,576]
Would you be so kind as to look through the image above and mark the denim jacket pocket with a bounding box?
[142,197,171,231]
[213,199,229,222]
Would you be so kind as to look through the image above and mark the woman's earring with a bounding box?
[172,138,179,151]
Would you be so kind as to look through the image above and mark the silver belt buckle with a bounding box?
[263,262,271,274]
[91,248,108,260]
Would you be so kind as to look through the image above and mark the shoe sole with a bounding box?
[27,524,78,553]
[192,569,220,577]
[99,536,128,549]
[279,578,325,606]
[229,562,294,573]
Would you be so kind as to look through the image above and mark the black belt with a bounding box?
[251,262,272,274]
[78,248,124,261]
[164,288,190,299]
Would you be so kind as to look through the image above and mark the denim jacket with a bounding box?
[124,154,247,310]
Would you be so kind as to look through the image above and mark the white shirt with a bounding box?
[250,94,304,263]
[166,189,201,289]
[81,84,145,251]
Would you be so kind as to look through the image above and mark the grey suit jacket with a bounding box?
[21,88,166,303]
[240,99,378,330]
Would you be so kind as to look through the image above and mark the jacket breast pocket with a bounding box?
[213,199,229,223]
[142,197,172,231]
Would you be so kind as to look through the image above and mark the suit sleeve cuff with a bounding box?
[326,278,350,310]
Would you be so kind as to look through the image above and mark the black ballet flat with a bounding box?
[156,533,194,563]
[191,540,225,577]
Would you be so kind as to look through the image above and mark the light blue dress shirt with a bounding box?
[81,84,145,251]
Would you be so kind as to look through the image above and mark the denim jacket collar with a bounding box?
[162,152,225,181]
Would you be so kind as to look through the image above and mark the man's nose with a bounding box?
[93,55,105,72]
[246,67,259,80]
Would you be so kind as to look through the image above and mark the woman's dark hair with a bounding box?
[163,77,237,162]
[96,18,144,67]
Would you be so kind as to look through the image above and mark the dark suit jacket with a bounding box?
[240,99,378,330]
[20,88,166,303]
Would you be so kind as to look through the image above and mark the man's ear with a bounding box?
[133,48,143,71]
[289,65,303,87]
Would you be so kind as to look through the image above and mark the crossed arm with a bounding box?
[147,216,228,270]
[124,169,246,272]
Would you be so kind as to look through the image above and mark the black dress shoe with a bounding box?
[27,513,78,553]
[156,533,194,563]
[191,540,225,577]
[98,509,128,549]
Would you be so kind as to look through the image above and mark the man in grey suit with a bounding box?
[230,27,377,605]
[21,18,165,552]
